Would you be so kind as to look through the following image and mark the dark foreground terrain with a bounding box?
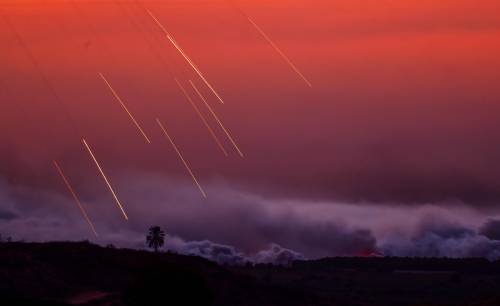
[2,242,500,305]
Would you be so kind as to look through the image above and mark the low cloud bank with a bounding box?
[165,236,304,266]
[381,217,500,260]
[2,175,500,263]
[163,216,500,265]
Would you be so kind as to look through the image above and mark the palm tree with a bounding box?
[146,226,165,252]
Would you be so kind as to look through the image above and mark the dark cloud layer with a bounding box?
[2,174,500,264]
[254,216,376,258]
[0,175,376,259]
[381,217,500,260]
[479,219,500,240]
[0,207,17,221]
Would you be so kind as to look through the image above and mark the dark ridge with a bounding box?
[2,241,500,305]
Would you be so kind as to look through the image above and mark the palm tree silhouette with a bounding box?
[146,226,165,252]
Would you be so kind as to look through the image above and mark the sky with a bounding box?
[1,0,500,262]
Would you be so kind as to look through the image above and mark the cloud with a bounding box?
[89,173,379,259]
[252,244,305,266]
[0,174,377,259]
[165,237,247,266]
[0,210,17,221]
[2,174,500,262]
[478,219,500,240]
[381,216,500,260]
[164,236,304,266]
[254,217,377,258]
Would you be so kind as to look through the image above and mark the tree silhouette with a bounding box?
[146,226,165,252]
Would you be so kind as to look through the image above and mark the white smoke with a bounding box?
[164,235,304,266]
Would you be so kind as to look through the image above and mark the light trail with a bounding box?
[189,80,244,157]
[175,78,228,156]
[146,9,225,104]
[156,119,207,199]
[247,17,312,88]
[82,138,129,220]
[53,160,98,237]
[98,73,151,144]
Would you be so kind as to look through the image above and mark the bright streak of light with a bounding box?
[53,160,99,237]
[146,9,225,104]
[156,119,207,199]
[175,78,228,156]
[189,80,244,158]
[82,138,129,220]
[247,17,312,88]
[98,73,151,144]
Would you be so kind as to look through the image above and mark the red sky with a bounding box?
[1,0,500,204]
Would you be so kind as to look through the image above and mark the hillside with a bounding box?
[1,242,500,305]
